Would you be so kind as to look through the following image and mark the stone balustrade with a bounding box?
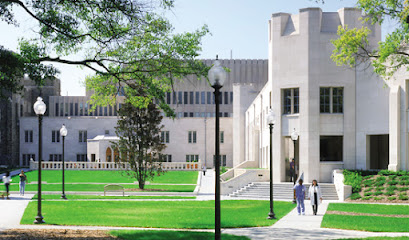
[29,160,201,171]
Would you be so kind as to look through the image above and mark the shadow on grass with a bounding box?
[109,230,250,240]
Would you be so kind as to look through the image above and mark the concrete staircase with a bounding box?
[230,182,339,200]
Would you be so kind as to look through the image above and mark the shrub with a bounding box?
[375,186,385,191]
[364,192,373,196]
[373,197,384,200]
[400,180,409,186]
[388,180,399,186]
[350,193,361,200]
[373,191,383,196]
[399,193,409,200]
[364,187,374,192]
[363,175,373,180]
[376,176,386,182]
[398,187,409,192]
[384,191,395,196]
[399,176,409,181]
[388,196,397,200]
[343,170,362,193]
[388,175,397,180]
[362,196,372,200]
[386,185,398,191]
[363,179,374,187]
[374,180,386,187]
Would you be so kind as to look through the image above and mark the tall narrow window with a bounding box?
[207,92,211,104]
[75,103,79,116]
[161,131,169,143]
[189,91,194,104]
[201,92,205,104]
[184,92,188,104]
[230,92,233,104]
[173,92,177,104]
[70,103,73,116]
[195,92,200,104]
[332,87,343,113]
[60,103,64,116]
[52,130,60,143]
[224,92,228,104]
[55,103,59,116]
[65,103,69,116]
[79,130,87,142]
[79,103,83,116]
[84,103,88,116]
[166,92,171,104]
[178,92,182,104]
[283,89,292,114]
[24,130,33,143]
[220,131,224,143]
[320,88,330,113]
[188,131,197,143]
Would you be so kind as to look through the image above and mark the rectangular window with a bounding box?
[207,92,211,104]
[190,91,194,104]
[195,92,200,104]
[79,130,87,143]
[213,155,227,167]
[161,131,169,143]
[220,131,224,143]
[173,92,177,104]
[283,89,292,114]
[79,103,83,116]
[218,91,222,104]
[320,136,343,161]
[60,103,64,116]
[183,112,188,117]
[224,112,229,117]
[166,92,171,104]
[65,103,69,116]
[188,131,197,143]
[332,87,343,113]
[70,103,73,116]
[320,87,343,114]
[55,103,59,117]
[75,103,78,116]
[24,130,33,143]
[22,154,35,166]
[184,92,188,104]
[76,154,87,162]
[189,112,194,117]
[282,88,299,115]
[320,88,330,113]
[109,105,112,116]
[84,103,88,116]
[104,107,108,116]
[186,155,199,162]
[224,92,228,104]
[201,92,205,104]
[230,92,233,104]
[178,92,182,104]
[52,130,60,143]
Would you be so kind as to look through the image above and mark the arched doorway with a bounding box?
[106,147,112,162]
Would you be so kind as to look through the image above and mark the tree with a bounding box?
[113,100,165,189]
[0,1,209,113]
[328,0,409,78]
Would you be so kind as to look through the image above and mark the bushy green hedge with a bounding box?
[343,170,363,193]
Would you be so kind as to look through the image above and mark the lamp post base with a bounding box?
[267,211,276,220]
[61,194,67,199]
[34,215,45,224]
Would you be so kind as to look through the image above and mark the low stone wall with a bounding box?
[333,169,352,200]
[221,169,269,195]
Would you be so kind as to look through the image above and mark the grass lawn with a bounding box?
[33,194,195,200]
[21,200,294,228]
[8,170,198,184]
[109,230,249,240]
[322,203,409,232]
[9,183,195,192]
[327,203,409,215]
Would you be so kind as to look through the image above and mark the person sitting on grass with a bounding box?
[293,179,306,215]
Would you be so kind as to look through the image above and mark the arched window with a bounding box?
[114,148,120,162]
[106,147,112,162]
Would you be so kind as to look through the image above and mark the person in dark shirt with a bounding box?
[19,170,27,196]
[289,159,295,182]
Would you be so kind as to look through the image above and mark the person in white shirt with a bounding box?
[2,171,12,199]
[308,179,322,215]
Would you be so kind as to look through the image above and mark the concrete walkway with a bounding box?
[0,194,34,231]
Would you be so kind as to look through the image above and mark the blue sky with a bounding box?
[0,0,396,96]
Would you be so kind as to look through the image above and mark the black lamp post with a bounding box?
[60,124,68,199]
[33,96,46,224]
[267,109,276,219]
[291,128,299,204]
[208,55,226,240]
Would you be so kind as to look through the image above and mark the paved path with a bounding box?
[0,194,34,231]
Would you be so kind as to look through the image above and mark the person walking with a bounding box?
[308,179,322,215]
[2,171,12,199]
[19,170,27,196]
[202,165,207,176]
[289,159,295,182]
[293,179,306,215]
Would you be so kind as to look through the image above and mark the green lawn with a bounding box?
[322,203,409,232]
[33,194,195,200]
[8,170,198,184]
[21,200,295,228]
[9,183,195,192]
[327,203,409,215]
[110,230,249,240]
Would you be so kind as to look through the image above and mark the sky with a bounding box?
[0,0,397,96]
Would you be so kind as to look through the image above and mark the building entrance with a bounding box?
[368,134,389,170]
[284,137,299,182]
